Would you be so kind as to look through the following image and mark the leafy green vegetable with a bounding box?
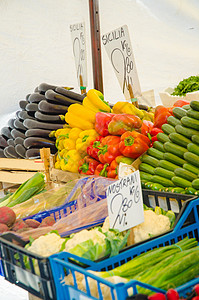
[171,75,199,96]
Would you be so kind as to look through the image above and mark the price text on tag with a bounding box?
[106,170,144,232]
[102,25,141,100]
[70,22,87,87]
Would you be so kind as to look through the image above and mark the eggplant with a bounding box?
[7,139,15,147]
[15,110,21,119]
[38,82,59,93]
[45,89,79,106]
[4,146,20,158]
[14,137,24,146]
[35,111,65,123]
[14,119,27,132]
[1,127,12,140]
[25,128,52,138]
[8,118,16,129]
[28,92,46,103]
[24,137,56,150]
[18,110,35,121]
[26,103,39,112]
[23,119,64,130]
[55,86,86,102]
[26,93,31,101]
[15,144,26,158]
[19,100,28,110]
[38,100,68,115]
[0,135,8,148]
[25,148,41,159]
[0,148,6,158]
[3,148,14,158]
[11,129,26,139]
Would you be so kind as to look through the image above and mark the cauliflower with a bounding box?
[132,210,171,244]
[101,216,110,232]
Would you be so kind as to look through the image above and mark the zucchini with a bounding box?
[140,154,159,168]
[187,143,199,156]
[139,163,155,175]
[181,116,199,131]
[192,135,199,145]
[147,148,164,160]
[151,175,175,187]
[158,160,179,172]
[184,152,199,168]
[183,163,199,175]
[154,167,175,179]
[157,132,170,143]
[175,124,199,138]
[169,132,191,148]
[185,187,197,195]
[167,116,181,127]
[140,172,153,182]
[163,142,188,158]
[171,176,192,188]
[182,104,191,110]
[161,124,175,135]
[192,178,199,190]
[55,86,85,102]
[190,100,199,111]
[163,152,186,166]
[187,108,199,120]
[38,100,68,115]
[153,141,165,153]
[174,168,197,181]
[172,107,187,119]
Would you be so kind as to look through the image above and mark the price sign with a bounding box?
[102,25,141,100]
[70,22,87,91]
[106,170,144,232]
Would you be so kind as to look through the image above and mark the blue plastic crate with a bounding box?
[49,196,199,300]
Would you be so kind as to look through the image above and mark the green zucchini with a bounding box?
[157,132,170,143]
[192,135,199,145]
[150,183,165,191]
[167,116,181,127]
[147,148,164,160]
[140,172,153,182]
[158,160,179,172]
[184,152,199,168]
[183,163,199,175]
[187,108,199,120]
[172,107,187,119]
[163,142,188,158]
[169,132,191,147]
[161,124,175,135]
[153,141,165,153]
[187,143,199,156]
[190,100,199,111]
[171,176,192,188]
[182,104,190,110]
[154,167,175,179]
[139,163,155,175]
[175,124,199,138]
[192,178,199,190]
[181,116,199,131]
[140,154,159,168]
[170,187,185,194]
[163,152,186,166]
[151,175,175,187]
[185,187,197,195]
[174,168,197,181]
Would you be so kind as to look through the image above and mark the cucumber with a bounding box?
[175,124,199,139]
[140,154,159,168]
[187,108,199,120]
[165,187,177,192]
[172,107,187,119]
[158,160,179,172]
[139,163,155,175]
[144,182,154,189]
[181,116,199,131]
[163,152,186,166]
[140,172,153,182]
[150,183,164,191]
[161,124,175,135]
[154,167,175,179]
[167,116,181,127]
[192,135,199,145]
[157,132,170,143]
[184,152,199,168]
[141,180,147,188]
[192,178,199,190]
[171,176,192,188]
[163,142,188,158]
[147,148,164,160]
[151,175,175,187]
[187,143,199,156]
[153,141,165,153]
[169,133,191,148]
[170,187,185,194]
[182,104,191,110]
[183,163,199,175]
[174,168,197,181]
[185,187,197,195]
[190,100,199,112]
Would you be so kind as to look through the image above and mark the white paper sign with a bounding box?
[106,170,144,232]
[102,25,141,100]
[70,22,87,87]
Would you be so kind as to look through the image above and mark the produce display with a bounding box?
[172,75,199,96]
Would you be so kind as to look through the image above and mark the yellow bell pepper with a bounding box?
[76,129,99,157]
[83,89,112,113]
[60,149,81,173]
[112,101,144,119]
[65,112,94,130]
[54,127,71,138]
[68,103,96,124]
[68,127,83,140]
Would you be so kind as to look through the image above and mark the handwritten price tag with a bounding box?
[106,170,144,232]
[70,22,87,88]
[102,25,141,100]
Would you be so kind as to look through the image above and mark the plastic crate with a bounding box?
[48,195,199,300]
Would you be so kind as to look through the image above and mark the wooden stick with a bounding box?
[40,148,51,182]
[128,83,138,107]
[80,74,86,94]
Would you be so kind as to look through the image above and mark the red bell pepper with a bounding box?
[153,105,171,128]
[97,135,121,164]
[86,136,103,161]
[140,120,154,136]
[95,112,115,136]
[119,131,150,159]
[150,127,163,136]
[94,163,109,177]
[78,155,100,175]
[173,99,190,107]
[108,113,142,135]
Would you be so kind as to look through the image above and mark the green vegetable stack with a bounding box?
[140,100,199,195]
